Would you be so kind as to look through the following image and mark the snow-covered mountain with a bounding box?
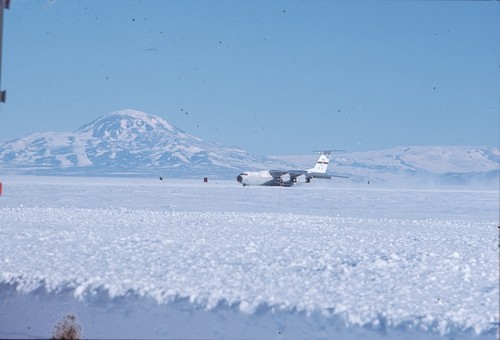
[0,109,291,177]
[0,109,498,187]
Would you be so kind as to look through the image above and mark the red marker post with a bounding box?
[0,182,2,196]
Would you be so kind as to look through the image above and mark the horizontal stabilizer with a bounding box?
[312,149,347,156]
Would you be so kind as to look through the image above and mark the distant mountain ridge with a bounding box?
[0,109,291,177]
[334,146,498,173]
[273,146,499,188]
[0,109,498,188]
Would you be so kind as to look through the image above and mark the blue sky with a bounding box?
[0,0,498,155]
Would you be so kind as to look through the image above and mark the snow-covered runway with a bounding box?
[0,176,498,339]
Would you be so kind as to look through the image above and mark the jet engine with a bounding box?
[293,174,310,184]
[280,174,291,185]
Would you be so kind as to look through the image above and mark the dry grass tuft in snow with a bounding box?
[52,314,82,340]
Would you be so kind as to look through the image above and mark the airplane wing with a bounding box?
[308,172,349,179]
[307,172,332,179]
[270,170,307,178]
[269,170,289,179]
[287,170,308,178]
[270,170,348,180]
[269,170,310,185]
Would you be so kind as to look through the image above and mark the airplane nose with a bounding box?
[237,175,243,183]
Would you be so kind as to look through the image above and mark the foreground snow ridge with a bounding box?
[0,207,497,339]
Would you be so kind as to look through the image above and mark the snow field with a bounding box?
[0,176,498,339]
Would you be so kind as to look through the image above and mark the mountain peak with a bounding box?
[0,109,279,177]
[79,109,178,137]
[104,109,172,127]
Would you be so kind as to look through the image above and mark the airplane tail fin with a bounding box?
[308,151,332,173]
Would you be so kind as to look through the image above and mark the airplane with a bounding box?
[236,150,348,187]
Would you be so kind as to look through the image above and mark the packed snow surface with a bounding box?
[0,176,498,339]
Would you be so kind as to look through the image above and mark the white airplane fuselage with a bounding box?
[237,151,343,187]
[237,170,310,186]
[237,171,276,186]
